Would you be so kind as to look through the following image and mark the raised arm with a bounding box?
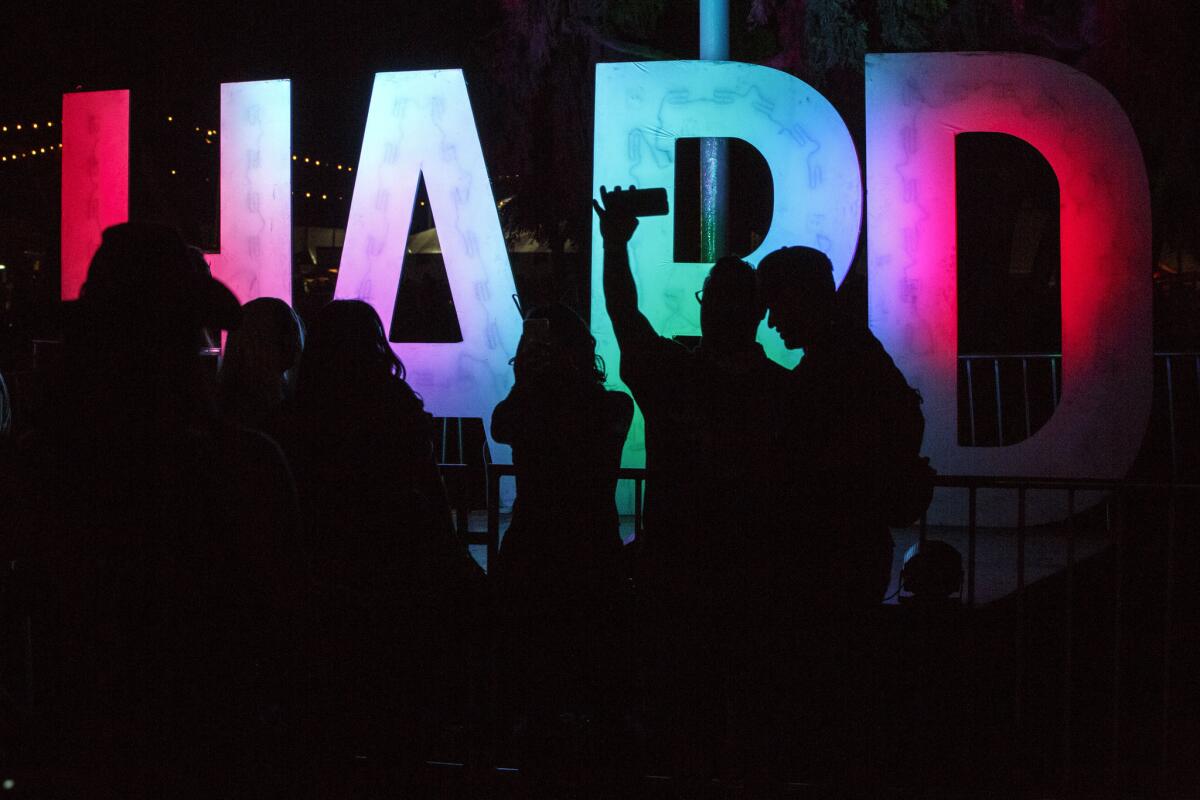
[593,188,657,351]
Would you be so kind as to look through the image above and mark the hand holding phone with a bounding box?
[600,185,669,217]
[592,184,669,246]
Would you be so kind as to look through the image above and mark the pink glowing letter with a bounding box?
[206,80,293,303]
[62,90,129,300]
[61,81,291,304]
[866,53,1152,524]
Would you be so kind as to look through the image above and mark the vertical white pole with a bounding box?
[699,0,729,262]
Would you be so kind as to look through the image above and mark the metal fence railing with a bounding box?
[481,467,1195,795]
[958,354,1200,479]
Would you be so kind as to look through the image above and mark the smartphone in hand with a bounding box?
[601,185,669,217]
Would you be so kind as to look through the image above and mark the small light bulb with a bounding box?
[304,157,310,163]
[167,116,173,122]
[321,193,327,200]
[170,169,176,175]
[305,191,311,198]
[31,123,38,129]
[292,155,297,161]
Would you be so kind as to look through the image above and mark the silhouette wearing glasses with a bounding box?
[594,188,789,787]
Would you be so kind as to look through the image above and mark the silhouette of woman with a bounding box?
[492,303,633,735]
[282,299,482,752]
[218,296,304,430]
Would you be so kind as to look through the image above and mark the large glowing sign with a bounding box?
[866,53,1152,524]
[58,57,1153,509]
[335,69,520,463]
[590,60,862,468]
[61,80,292,304]
[62,90,129,300]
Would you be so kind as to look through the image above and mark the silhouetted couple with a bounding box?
[594,187,923,791]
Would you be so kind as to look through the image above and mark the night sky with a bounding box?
[1,0,503,164]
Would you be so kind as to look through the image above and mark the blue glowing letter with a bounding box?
[337,70,520,461]
[591,60,863,467]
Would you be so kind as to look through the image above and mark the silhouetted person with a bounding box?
[218,296,304,431]
[759,245,924,788]
[279,299,483,757]
[759,246,918,607]
[2,222,309,796]
[0,367,10,441]
[594,189,789,787]
[491,303,633,780]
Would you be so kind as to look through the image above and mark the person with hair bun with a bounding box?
[491,302,633,776]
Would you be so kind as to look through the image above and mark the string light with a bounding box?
[0,108,357,176]
[0,120,57,134]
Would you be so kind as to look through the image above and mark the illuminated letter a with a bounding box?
[337,70,520,462]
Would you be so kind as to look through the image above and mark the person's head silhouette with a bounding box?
[297,299,415,410]
[697,255,764,349]
[80,222,241,360]
[219,297,305,425]
[517,302,606,386]
[757,246,836,350]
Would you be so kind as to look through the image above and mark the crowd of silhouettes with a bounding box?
[0,207,927,796]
